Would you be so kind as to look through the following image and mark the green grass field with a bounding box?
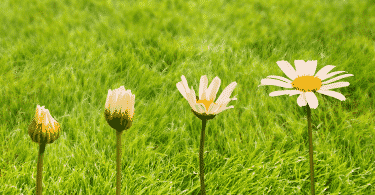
[1,0,374,194]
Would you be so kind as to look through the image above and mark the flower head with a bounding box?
[28,105,61,144]
[176,75,237,119]
[104,86,135,131]
[259,60,353,109]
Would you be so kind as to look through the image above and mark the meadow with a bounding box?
[1,0,374,194]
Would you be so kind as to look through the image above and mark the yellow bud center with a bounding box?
[291,75,322,92]
[196,99,215,110]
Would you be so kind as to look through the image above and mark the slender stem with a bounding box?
[36,142,46,195]
[199,119,207,195]
[116,131,123,195]
[306,105,315,195]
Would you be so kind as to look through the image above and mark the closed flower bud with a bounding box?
[104,86,135,132]
[28,105,61,144]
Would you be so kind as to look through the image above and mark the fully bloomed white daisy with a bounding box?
[259,60,353,109]
[176,75,237,116]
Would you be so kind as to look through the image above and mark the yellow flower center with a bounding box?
[197,99,215,110]
[291,75,322,92]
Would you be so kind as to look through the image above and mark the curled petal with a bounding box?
[177,82,188,100]
[206,76,221,101]
[216,82,237,105]
[181,75,190,90]
[186,87,197,111]
[199,75,208,100]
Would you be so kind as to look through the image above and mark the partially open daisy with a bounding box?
[176,75,237,118]
[259,60,353,109]
[259,60,353,195]
[176,75,237,195]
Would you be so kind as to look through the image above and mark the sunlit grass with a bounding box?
[1,0,374,194]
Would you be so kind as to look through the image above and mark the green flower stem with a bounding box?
[36,142,46,195]
[199,119,207,195]
[116,130,123,195]
[306,105,315,195]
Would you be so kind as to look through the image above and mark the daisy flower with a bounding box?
[259,60,353,109]
[259,60,353,195]
[176,75,237,117]
[176,75,237,195]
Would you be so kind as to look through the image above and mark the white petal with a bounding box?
[215,82,237,105]
[276,61,298,80]
[199,75,208,100]
[42,109,49,124]
[269,90,301,97]
[181,75,190,92]
[294,60,307,76]
[319,71,346,81]
[317,90,346,101]
[216,105,235,114]
[322,71,354,84]
[320,82,350,90]
[120,86,126,90]
[322,74,353,85]
[176,82,188,100]
[205,76,221,101]
[297,93,307,107]
[113,91,119,106]
[209,103,221,114]
[105,90,116,111]
[118,92,126,110]
[130,94,135,117]
[124,92,132,111]
[215,96,237,110]
[314,65,335,79]
[187,87,198,111]
[266,75,292,83]
[305,92,319,109]
[305,60,318,76]
[191,86,197,102]
[259,78,293,88]
[105,89,112,107]
[294,60,317,76]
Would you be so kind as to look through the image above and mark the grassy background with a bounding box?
[1,0,374,194]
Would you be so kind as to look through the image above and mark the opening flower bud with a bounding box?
[28,105,60,144]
